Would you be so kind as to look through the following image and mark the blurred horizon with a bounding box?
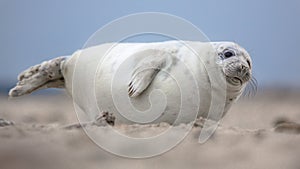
[1,0,300,93]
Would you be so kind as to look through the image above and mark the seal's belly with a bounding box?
[96,67,211,124]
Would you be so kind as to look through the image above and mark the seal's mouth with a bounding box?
[226,76,244,86]
[232,77,243,85]
[223,62,251,86]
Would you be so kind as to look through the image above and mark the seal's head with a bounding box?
[213,42,252,87]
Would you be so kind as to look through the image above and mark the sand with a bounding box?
[0,89,300,169]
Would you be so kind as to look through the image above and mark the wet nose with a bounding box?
[241,65,246,71]
[237,64,248,73]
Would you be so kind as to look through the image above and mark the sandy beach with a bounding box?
[0,89,300,169]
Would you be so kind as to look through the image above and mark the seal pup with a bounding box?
[9,41,255,124]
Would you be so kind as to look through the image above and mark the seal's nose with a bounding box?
[237,64,249,75]
[241,65,246,70]
[237,64,244,73]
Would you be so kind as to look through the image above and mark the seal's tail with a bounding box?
[9,56,66,97]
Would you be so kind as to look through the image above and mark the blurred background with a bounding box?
[1,0,300,93]
[1,1,300,169]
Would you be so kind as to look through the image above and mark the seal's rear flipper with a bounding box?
[9,56,66,97]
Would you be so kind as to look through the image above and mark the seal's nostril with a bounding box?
[236,65,247,73]
[241,65,247,71]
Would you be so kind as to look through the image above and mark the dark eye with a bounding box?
[223,50,235,58]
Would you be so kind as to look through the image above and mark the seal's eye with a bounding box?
[223,50,235,58]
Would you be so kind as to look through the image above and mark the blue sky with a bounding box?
[1,0,300,89]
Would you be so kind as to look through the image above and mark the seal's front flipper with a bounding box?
[9,56,66,97]
[128,54,169,97]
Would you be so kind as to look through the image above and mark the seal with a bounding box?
[9,41,255,124]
